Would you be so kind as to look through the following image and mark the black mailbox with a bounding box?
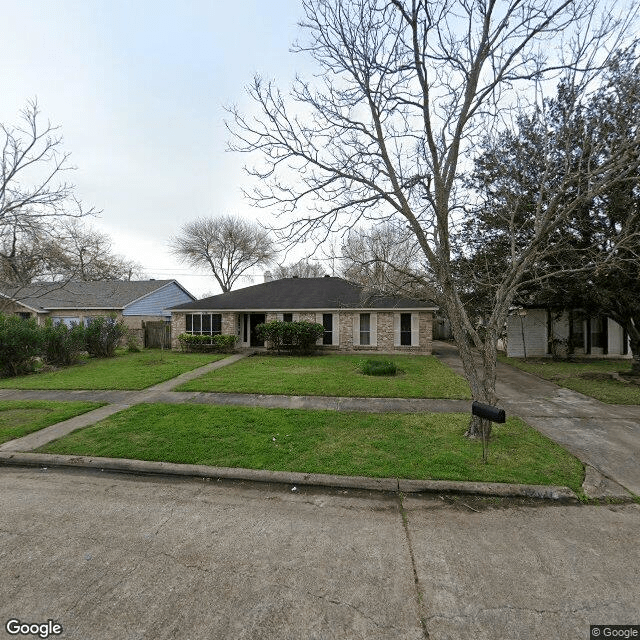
[472,401,506,424]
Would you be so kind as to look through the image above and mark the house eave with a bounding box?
[170,306,438,313]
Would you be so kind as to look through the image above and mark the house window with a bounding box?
[185,313,222,336]
[570,315,585,351]
[400,313,412,346]
[283,313,293,322]
[359,313,370,346]
[16,312,31,320]
[591,316,604,349]
[322,313,333,345]
[52,316,82,328]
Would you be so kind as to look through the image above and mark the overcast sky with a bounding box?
[1,0,315,297]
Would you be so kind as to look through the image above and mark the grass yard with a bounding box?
[38,403,583,491]
[499,355,640,404]
[177,354,471,399]
[0,401,105,444]
[0,350,225,391]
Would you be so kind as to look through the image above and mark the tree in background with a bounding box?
[459,48,640,372]
[229,0,639,437]
[1,100,95,284]
[271,259,325,279]
[169,214,277,293]
[50,219,145,281]
[338,221,433,300]
[0,218,145,284]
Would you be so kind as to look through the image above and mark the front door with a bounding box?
[249,313,266,347]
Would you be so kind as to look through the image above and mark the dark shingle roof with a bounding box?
[1,280,179,312]
[171,277,436,311]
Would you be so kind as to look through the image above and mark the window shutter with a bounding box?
[333,313,340,346]
[411,313,420,346]
[293,313,299,322]
[393,313,400,347]
[352,314,359,346]
[370,313,377,346]
[315,313,323,345]
[277,313,283,321]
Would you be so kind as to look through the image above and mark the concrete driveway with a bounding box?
[1,467,638,640]
[432,342,640,496]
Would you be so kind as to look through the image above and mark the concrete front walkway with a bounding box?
[432,341,640,496]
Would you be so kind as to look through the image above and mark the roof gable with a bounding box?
[171,277,436,311]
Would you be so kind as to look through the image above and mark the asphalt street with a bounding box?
[1,467,638,640]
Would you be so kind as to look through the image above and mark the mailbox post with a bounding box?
[472,401,506,424]
[471,401,506,462]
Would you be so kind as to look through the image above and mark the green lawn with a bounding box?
[499,355,640,404]
[0,350,225,391]
[0,401,105,444]
[177,354,471,399]
[38,403,583,491]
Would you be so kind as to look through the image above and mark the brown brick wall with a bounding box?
[221,312,237,336]
[171,313,187,349]
[171,309,433,354]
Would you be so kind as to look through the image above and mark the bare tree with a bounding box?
[272,259,326,278]
[169,214,277,293]
[1,100,100,312]
[339,221,434,299]
[229,0,639,437]
[51,219,146,281]
[0,218,144,284]
[0,218,55,285]
[1,100,93,251]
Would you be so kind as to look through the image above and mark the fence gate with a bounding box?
[144,321,171,349]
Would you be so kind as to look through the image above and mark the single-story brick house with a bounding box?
[506,307,632,358]
[170,276,438,354]
[0,280,196,342]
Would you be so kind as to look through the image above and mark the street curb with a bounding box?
[0,452,578,501]
[398,478,577,500]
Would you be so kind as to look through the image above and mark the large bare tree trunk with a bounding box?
[441,293,501,439]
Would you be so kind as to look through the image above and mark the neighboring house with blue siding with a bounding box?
[1,280,195,343]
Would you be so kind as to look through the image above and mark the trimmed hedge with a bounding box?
[257,320,324,355]
[360,359,399,376]
[178,333,238,353]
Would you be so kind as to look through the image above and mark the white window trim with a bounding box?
[394,312,420,347]
[315,312,340,346]
[411,313,420,346]
[277,312,298,322]
[353,312,377,347]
